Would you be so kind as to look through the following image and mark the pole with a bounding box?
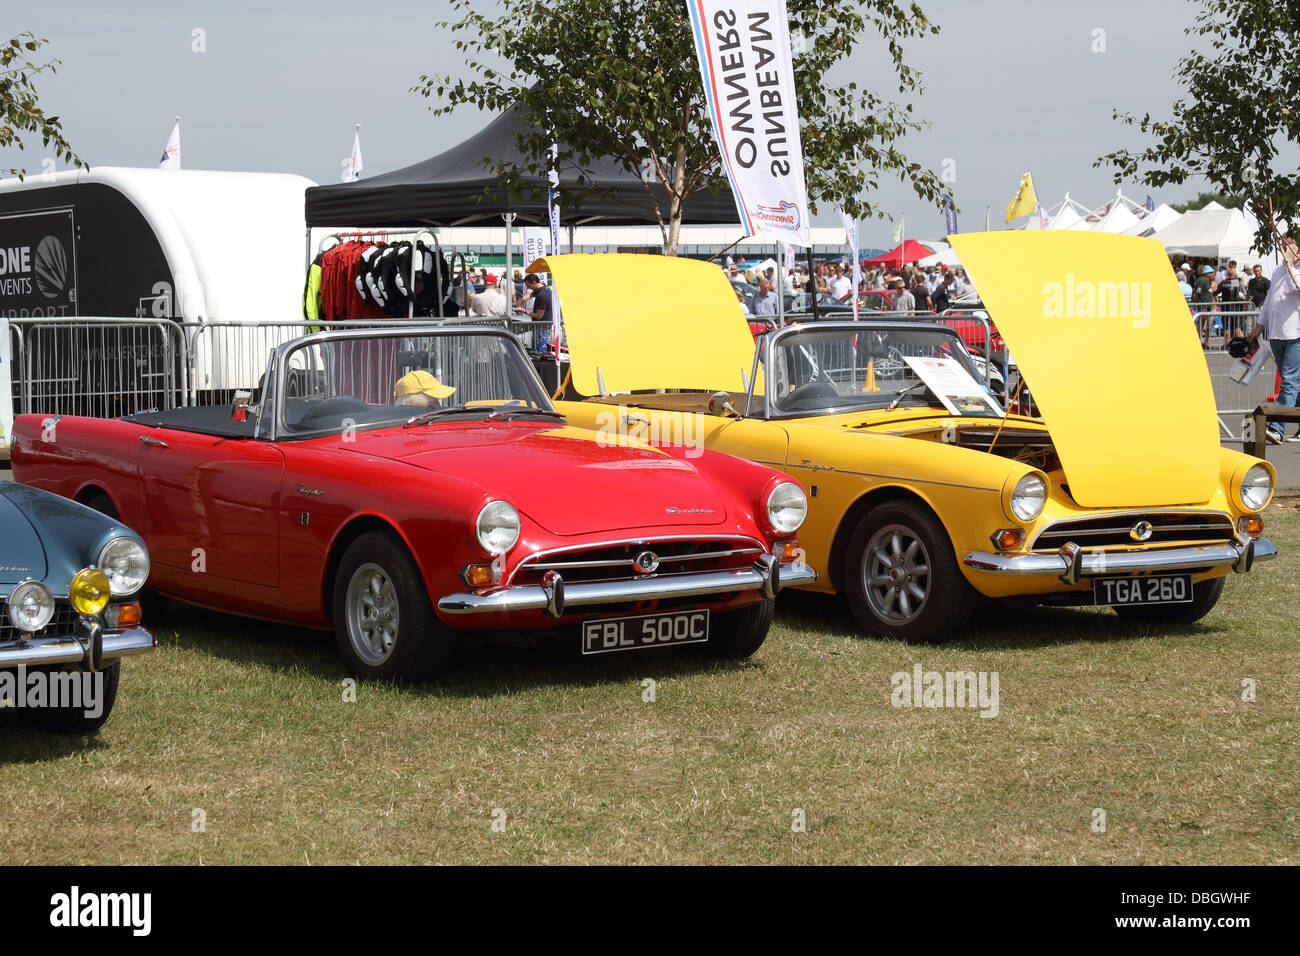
[776,242,785,329]
[806,246,817,322]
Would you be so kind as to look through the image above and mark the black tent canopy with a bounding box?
[304,101,738,229]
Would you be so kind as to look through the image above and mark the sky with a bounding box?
[0,0,1215,247]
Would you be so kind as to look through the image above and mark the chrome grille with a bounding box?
[1030,512,1235,552]
[0,602,79,645]
[510,537,765,586]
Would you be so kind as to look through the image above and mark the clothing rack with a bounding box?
[308,228,467,320]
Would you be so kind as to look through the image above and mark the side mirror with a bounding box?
[230,390,252,422]
[708,391,737,417]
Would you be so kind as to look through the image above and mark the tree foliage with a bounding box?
[0,32,83,179]
[1097,0,1300,252]
[414,0,944,253]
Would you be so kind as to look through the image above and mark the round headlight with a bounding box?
[475,500,521,555]
[97,536,150,596]
[69,568,111,616]
[1010,473,1047,521]
[1240,464,1273,511]
[766,481,808,534]
[7,580,55,632]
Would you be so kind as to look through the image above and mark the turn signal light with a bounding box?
[461,563,496,588]
[991,529,1025,552]
[1238,516,1264,538]
[778,539,803,563]
[105,602,142,630]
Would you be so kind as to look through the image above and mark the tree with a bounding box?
[1,32,82,179]
[1096,0,1300,253]
[414,0,945,254]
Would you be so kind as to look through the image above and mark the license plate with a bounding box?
[581,609,710,655]
[1093,574,1193,606]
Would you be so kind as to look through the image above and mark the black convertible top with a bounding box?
[122,406,258,439]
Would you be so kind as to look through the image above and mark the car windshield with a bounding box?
[278,330,556,435]
[761,325,1002,417]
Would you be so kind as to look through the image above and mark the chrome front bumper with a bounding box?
[438,554,817,616]
[0,625,155,670]
[963,534,1277,585]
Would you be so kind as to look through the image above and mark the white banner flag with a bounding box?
[687,0,811,246]
[158,119,181,169]
[344,127,363,182]
[836,208,860,319]
[521,228,548,273]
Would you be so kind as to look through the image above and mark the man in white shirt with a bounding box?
[829,265,852,300]
[1246,238,1300,442]
[469,275,509,316]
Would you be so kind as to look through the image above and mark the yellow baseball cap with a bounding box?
[394,369,456,400]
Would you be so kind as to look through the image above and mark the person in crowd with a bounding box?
[749,278,779,316]
[931,272,953,312]
[911,274,932,312]
[1176,264,1193,303]
[953,269,975,299]
[829,264,852,300]
[512,269,526,305]
[1244,238,1300,443]
[815,265,831,296]
[1217,260,1248,335]
[892,278,916,312]
[518,273,553,324]
[469,274,508,316]
[736,287,753,317]
[1248,263,1271,311]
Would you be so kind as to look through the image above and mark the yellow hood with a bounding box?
[530,253,755,396]
[949,231,1219,507]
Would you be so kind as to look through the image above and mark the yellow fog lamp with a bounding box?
[69,568,112,616]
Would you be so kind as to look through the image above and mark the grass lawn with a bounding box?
[2,508,1297,865]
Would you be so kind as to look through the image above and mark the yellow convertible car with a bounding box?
[535,231,1277,643]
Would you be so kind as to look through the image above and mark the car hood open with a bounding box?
[949,231,1220,507]
[529,253,757,397]
[338,423,729,536]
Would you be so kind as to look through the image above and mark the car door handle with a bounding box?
[139,436,169,448]
[621,414,650,428]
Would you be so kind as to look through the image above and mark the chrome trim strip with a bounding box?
[1028,510,1234,549]
[507,534,766,585]
[0,627,155,669]
[527,546,764,572]
[439,557,817,615]
[963,537,1276,579]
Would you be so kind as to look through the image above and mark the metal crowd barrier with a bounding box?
[2,310,1271,436]
[1189,309,1274,439]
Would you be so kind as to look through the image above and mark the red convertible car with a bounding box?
[11,327,814,681]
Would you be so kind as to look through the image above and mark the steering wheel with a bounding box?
[785,381,839,406]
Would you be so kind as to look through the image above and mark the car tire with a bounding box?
[1113,575,1226,624]
[332,530,451,682]
[702,598,774,659]
[845,499,974,644]
[83,491,172,624]
[20,662,120,734]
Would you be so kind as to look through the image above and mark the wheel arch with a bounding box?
[827,485,953,594]
[322,514,420,620]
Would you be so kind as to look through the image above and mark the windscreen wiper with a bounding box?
[886,382,930,411]
[485,407,567,422]
[403,406,484,427]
